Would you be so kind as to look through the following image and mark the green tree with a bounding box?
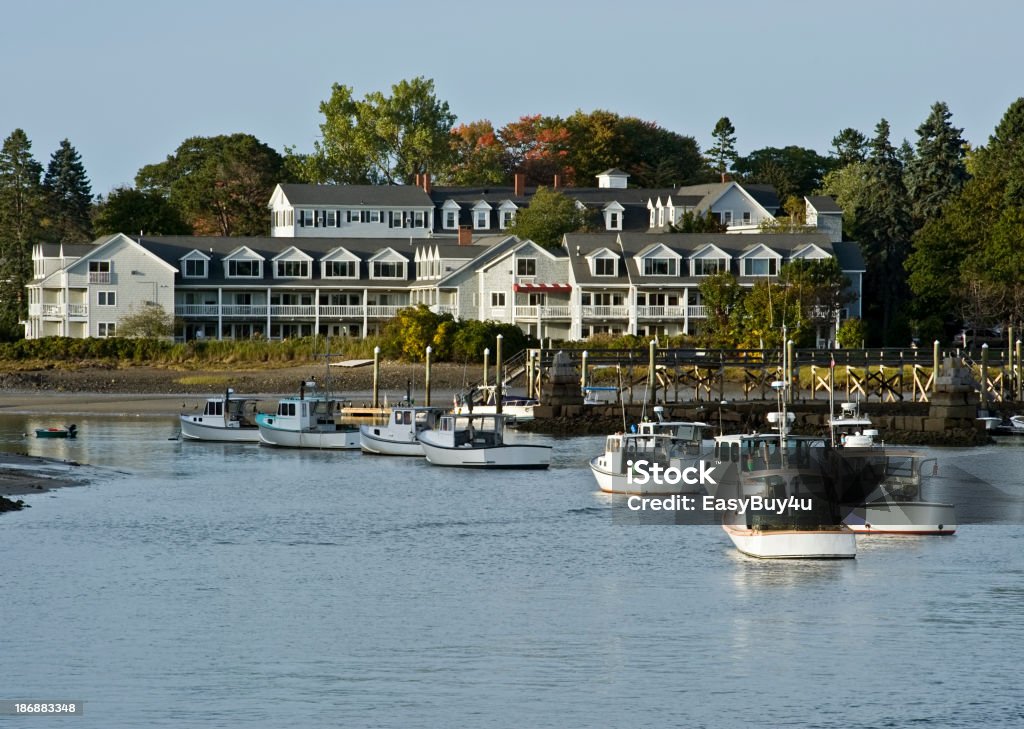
[117,303,175,338]
[853,119,914,344]
[92,186,192,236]
[305,77,456,185]
[906,102,968,224]
[734,146,837,200]
[820,161,869,239]
[380,305,457,361]
[697,271,745,348]
[831,128,868,166]
[907,98,1024,332]
[136,134,285,236]
[506,187,587,247]
[42,139,93,243]
[706,117,738,178]
[563,110,704,187]
[0,129,46,338]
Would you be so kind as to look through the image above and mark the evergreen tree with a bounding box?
[853,119,914,344]
[906,102,968,224]
[707,117,738,178]
[831,128,867,166]
[92,186,192,236]
[0,129,46,338]
[43,138,93,243]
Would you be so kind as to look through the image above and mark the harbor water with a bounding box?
[1,413,1023,728]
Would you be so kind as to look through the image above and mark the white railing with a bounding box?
[541,305,571,318]
[271,305,315,317]
[40,304,63,317]
[515,306,537,319]
[688,305,708,318]
[176,305,219,317]
[222,305,269,317]
[637,305,686,318]
[435,304,458,315]
[318,305,365,317]
[67,303,88,317]
[88,272,111,284]
[581,305,630,319]
[366,305,402,318]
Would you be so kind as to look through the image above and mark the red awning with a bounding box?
[513,283,572,293]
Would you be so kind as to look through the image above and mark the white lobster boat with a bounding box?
[359,406,447,456]
[180,391,262,442]
[713,431,858,559]
[453,386,537,424]
[590,430,707,495]
[255,384,359,450]
[418,413,551,469]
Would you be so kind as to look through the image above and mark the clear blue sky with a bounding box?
[3,0,1021,196]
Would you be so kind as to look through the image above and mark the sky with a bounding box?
[2,0,1021,196]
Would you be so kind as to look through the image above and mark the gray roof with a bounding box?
[564,232,849,287]
[278,183,433,208]
[806,195,843,214]
[831,240,865,271]
[136,235,436,289]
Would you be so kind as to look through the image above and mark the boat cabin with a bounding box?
[600,432,688,475]
[270,396,340,431]
[200,396,260,427]
[434,413,507,448]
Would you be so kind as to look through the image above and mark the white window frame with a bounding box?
[693,258,726,276]
[643,258,676,276]
[743,258,778,276]
[474,210,489,229]
[444,210,457,229]
[183,259,207,278]
[324,260,357,279]
[372,260,405,279]
[501,210,515,229]
[594,258,616,276]
[227,259,262,278]
[516,258,536,276]
[97,290,116,306]
[275,260,309,278]
[98,322,116,338]
[491,292,506,307]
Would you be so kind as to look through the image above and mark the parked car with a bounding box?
[954,328,1005,348]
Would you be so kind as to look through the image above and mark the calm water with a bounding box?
[1,414,1023,728]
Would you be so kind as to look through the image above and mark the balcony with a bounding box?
[89,272,111,284]
[688,305,707,318]
[514,305,572,319]
[581,305,630,319]
[366,305,401,318]
[33,303,88,318]
[435,304,458,316]
[637,305,686,319]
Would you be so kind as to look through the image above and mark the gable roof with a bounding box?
[277,183,434,208]
[806,195,843,214]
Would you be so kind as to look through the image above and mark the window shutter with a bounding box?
[298,210,304,227]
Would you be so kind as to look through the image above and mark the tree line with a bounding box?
[2,77,1023,346]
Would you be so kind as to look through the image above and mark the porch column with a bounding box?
[217,288,223,340]
[314,287,320,336]
[265,287,271,338]
[362,288,369,338]
[683,286,689,335]
[628,285,638,335]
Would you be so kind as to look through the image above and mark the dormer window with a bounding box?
[595,258,616,276]
[276,260,309,278]
[373,260,405,278]
[609,212,620,229]
[501,210,515,228]
[693,258,726,276]
[643,258,676,276]
[184,259,206,277]
[743,258,778,276]
[228,260,260,277]
[324,260,356,278]
[475,210,489,229]
[445,210,457,229]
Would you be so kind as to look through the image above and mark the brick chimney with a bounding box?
[553,174,561,189]
[422,171,432,194]
[514,172,525,197]
[414,173,421,187]
[458,225,472,246]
